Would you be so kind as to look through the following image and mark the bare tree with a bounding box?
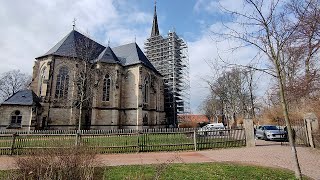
[0,70,31,102]
[243,68,256,118]
[212,0,319,178]
[202,68,256,127]
[201,95,220,123]
[289,0,320,82]
[282,0,320,103]
[72,35,104,131]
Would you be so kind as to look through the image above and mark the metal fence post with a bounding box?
[11,133,17,155]
[193,129,197,151]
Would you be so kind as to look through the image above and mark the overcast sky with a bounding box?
[0,0,272,113]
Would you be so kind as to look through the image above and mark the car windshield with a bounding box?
[264,126,279,130]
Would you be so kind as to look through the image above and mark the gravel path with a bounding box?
[0,140,319,179]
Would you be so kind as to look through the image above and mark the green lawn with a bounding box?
[100,162,309,180]
[101,163,309,180]
[0,162,308,180]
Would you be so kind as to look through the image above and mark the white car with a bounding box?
[198,123,226,136]
[255,125,286,141]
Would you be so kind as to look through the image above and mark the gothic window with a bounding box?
[10,110,22,128]
[143,76,149,103]
[39,66,46,96]
[102,74,111,101]
[55,66,69,99]
[143,114,148,126]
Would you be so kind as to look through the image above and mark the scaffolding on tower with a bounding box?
[145,28,191,127]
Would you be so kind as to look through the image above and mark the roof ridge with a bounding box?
[37,30,105,60]
[112,43,161,75]
[95,46,121,64]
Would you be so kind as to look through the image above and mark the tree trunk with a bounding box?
[78,97,83,132]
[249,72,255,118]
[78,62,87,132]
[274,58,302,179]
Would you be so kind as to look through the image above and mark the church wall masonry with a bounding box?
[31,57,81,129]
[1,30,166,130]
[0,1,199,131]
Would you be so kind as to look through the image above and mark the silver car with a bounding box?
[255,125,286,141]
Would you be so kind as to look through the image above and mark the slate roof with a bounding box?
[151,2,160,37]
[112,43,159,73]
[2,90,40,106]
[37,30,159,74]
[95,46,120,64]
[37,30,105,60]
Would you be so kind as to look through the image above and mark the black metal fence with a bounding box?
[0,128,246,155]
[276,118,309,146]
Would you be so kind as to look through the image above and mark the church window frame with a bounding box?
[102,74,111,102]
[38,66,46,96]
[143,114,148,126]
[55,66,69,100]
[143,76,150,104]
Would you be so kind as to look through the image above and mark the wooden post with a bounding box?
[11,133,17,155]
[193,129,197,151]
[137,132,140,153]
[75,132,81,146]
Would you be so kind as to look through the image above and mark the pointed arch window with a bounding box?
[143,114,148,126]
[143,76,149,103]
[39,66,46,96]
[55,66,69,99]
[102,74,111,101]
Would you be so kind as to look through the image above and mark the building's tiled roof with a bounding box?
[37,30,159,74]
[112,43,159,73]
[37,30,105,60]
[2,90,40,106]
[95,46,121,64]
[178,115,210,123]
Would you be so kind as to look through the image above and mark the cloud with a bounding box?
[0,0,274,115]
[187,21,270,113]
[0,0,152,74]
[194,0,244,14]
[194,0,220,13]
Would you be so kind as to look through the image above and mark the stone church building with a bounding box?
[0,30,166,130]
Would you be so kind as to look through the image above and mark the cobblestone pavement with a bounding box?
[0,140,319,179]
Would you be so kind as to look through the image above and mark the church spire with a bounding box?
[151,0,160,37]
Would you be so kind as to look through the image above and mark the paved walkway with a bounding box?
[0,141,319,179]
